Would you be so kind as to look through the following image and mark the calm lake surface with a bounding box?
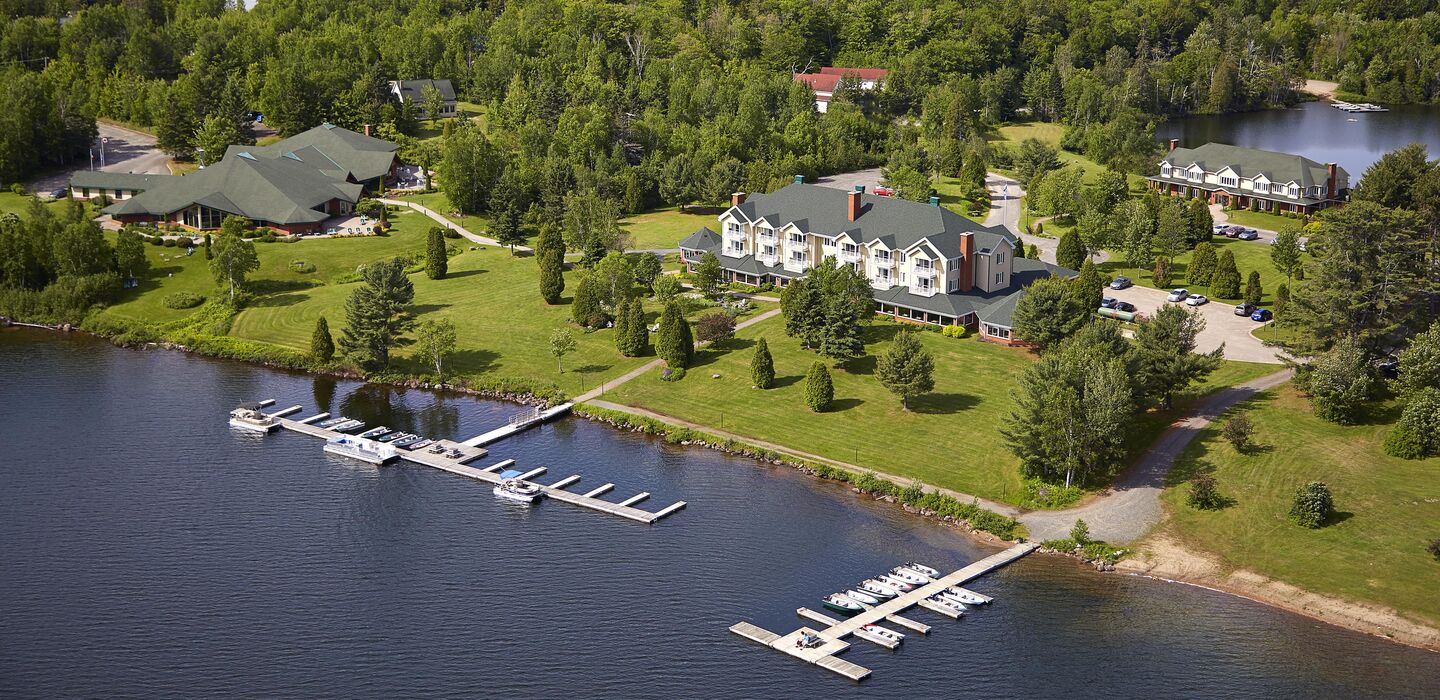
[2,329,1437,698]
[1157,101,1440,181]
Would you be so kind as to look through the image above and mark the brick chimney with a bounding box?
[364,124,372,137]
[847,189,862,221]
[1168,138,1179,151]
[958,233,974,292]
[731,192,746,207]
[1326,163,1337,201]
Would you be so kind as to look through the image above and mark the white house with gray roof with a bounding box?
[1147,140,1349,215]
[388,79,458,119]
[679,180,1073,337]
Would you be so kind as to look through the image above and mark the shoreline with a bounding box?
[5,322,1437,653]
[1117,534,1440,653]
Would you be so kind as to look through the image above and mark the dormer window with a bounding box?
[1161,164,1172,177]
[1288,185,1298,197]
[1220,176,1237,187]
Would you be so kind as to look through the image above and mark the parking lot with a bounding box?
[1105,283,1289,364]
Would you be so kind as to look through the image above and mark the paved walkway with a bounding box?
[571,307,783,403]
[377,198,533,254]
[1019,368,1294,543]
[984,173,1108,265]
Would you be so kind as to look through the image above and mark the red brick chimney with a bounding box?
[847,189,862,221]
[1326,163,1337,201]
[731,192,746,207]
[1168,138,1179,151]
[364,124,372,137]
[958,233,974,292]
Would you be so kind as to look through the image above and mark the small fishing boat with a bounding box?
[376,431,409,443]
[333,419,365,432]
[392,435,422,448]
[890,567,929,585]
[493,479,543,504]
[821,594,864,616]
[860,580,899,599]
[844,589,880,606]
[316,416,350,428]
[905,562,941,578]
[862,624,904,643]
[357,426,390,439]
[944,587,988,605]
[228,404,277,433]
[877,575,915,592]
[935,592,971,609]
[927,596,966,616]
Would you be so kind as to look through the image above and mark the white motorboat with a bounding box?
[945,587,988,605]
[860,580,899,598]
[228,404,277,433]
[844,589,880,606]
[862,624,905,643]
[905,562,941,578]
[890,567,930,585]
[935,592,972,609]
[357,426,391,439]
[927,596,966,616]
[877,574,915,592]
[821,594,864,615]
[493,479,543,504]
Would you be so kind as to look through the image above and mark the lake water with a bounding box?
[2,328,1437,697]
[1157,101,1440,181]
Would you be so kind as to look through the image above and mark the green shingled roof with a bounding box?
[70,171,170,191]
[1157,142,1346,190]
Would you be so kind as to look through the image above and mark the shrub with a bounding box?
[163,238,177,247]
[291,260,316,274]
[941,325,968,338]
[1187,474,1224,510]
[1383,388,1440,459]
[10,183,25,195]
[1429,538,1440,562]
[1019,478,1083,509]
[804,361,833,412]
[1221,414,1253,451]
[695,311,736,344]
[162,292,205,309]
[1289,481,1334,528]
[149,236,164,246]
[659,366,686,382]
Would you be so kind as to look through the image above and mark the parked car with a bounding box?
[1237,229,1260,241]
[873,186,895,197]
[1298,237,1309,252]
[1166,288,1189,302]
[49,188,67,199]
[1100,297,1119,309]
[1234,302,1256,316]
[1250,308,1273,322]
[1114,301,1137,313]
[1212,223,1229,235]
[1222,225,1244,237]
[1185,294,1209,306]
[1109,276,1133,290]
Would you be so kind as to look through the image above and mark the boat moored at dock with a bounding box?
[821,594,865,616]
[332,419,365,432]
[357,426,391,439]
[905,562,940,578]
[493,478,543,504]
[889,568,929,585]
[229,404,278,433]
[844,589,880,606]
[860,580,899,598]
[323,436,398,464]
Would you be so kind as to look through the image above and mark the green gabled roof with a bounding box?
[240,124,399,182]
[1158,142,1346,189]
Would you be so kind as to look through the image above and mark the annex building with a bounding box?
[1147,140,1349,215]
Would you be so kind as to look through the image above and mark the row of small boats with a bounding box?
[315,416,439,452]
[820,562,991,623]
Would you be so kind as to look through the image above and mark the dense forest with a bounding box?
[3,0,1440,191]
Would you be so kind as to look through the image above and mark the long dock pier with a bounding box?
[244,401,685,524]
[729,542,1038,681]
[460,403,573,447]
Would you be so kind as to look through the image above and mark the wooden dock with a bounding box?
[460,403,573,447]
[250,402,685,524]
[729,542,1037,681]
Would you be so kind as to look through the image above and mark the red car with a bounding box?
[874,186,895,197]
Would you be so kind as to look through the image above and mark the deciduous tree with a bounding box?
[1012,276,1086,350]
[208,217,258,304]
[414,318,458,379]
[549,327,576,373]
[694,251,725,299]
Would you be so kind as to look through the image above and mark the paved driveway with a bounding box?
[26,122,169,194]
[1105,284,1287,364]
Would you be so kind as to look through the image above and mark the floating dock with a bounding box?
[242,402,685,524]
[729,542,1037,681]
[460,403,573,447]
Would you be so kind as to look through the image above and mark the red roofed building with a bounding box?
[793,67,889,112]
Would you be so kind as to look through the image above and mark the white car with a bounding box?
[1185,294,1209,306]
[1212,223,1229,234]
[1166,288,1189,302]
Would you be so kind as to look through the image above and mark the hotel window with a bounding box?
[725,221,742,236]
[762,245,775,257]
[897,252,907,263]
[1220,176,1237,187]
[996,252,1003,264]
[1289,186,1299,197]
[758,226,774,238]
[994,273,1001,285]
[789,233,805,245]
[948,279,957,292]
[875,250,890,262]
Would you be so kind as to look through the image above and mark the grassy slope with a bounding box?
[1159,385,1440,627]
[605,313,1279,504]
[621,207,716,250]
[1221,208,1299,232]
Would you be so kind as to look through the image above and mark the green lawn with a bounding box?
[931,175,991,223]
[1221,208,1302,232]
[621,206,716,250]
[1159,385,1440,628]
[1101,236,1309,306]
[395,191,492,237]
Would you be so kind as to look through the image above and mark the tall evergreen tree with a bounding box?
[1211,249,1242,298]
[572,274,607,328]
[1244,270,1263,306]
[1133,304,1224,409]
[1189,242,1218,288]
[311,316,335,361]
[489,167,527,253]
[655,300,692,368]
[426,226,448,280]
[613,296,632,355]
[751,337,775,389]
[536,223,566,304]
[875,331,936,410]
[625,297,648,355]
[1055,228,1086,270]
[803,361,834,412]
[338,258,416,370]
[1070,259,1104,311]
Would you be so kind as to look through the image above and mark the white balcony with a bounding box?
[784,254,809,273]
[839,248,862,264]
[912,264,936,278]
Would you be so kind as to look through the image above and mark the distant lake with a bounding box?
[1157,101,1440,182]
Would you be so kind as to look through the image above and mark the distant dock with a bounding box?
[730,543,1037,680]
[238,401,685,524]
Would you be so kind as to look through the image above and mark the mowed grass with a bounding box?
[0,192,72,218]
[608,316,1038,502]
[1220,208,1300,232]
[1100,236,1311,306]
[395,191,491,236]
[1159,385,1440,627]
[621,206,716,250]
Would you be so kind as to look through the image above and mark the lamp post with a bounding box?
[197,147,206,169]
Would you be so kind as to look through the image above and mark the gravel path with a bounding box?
[1018,368,1293,543]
